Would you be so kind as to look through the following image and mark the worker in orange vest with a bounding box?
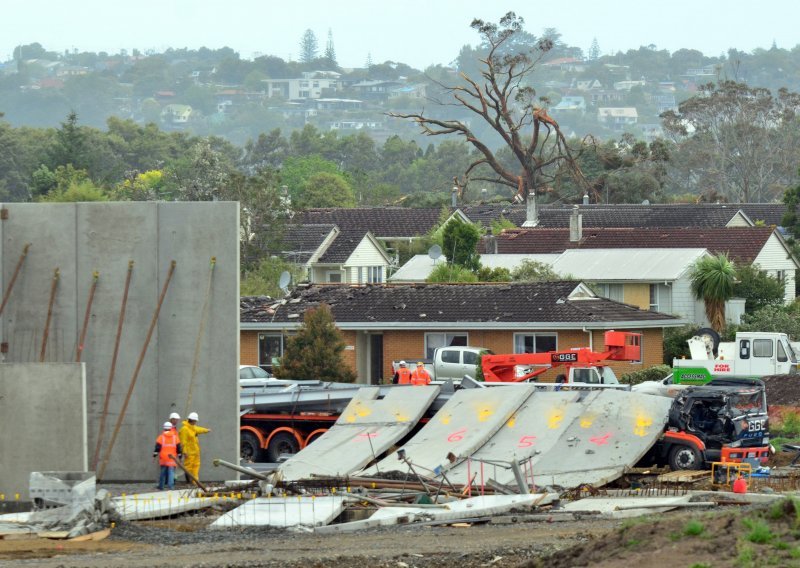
[410,362,432,386]
[153,421,183,490]
[392,361,412,384]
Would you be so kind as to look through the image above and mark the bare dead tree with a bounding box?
[389,12,592,203]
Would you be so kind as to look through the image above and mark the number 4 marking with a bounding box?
[518,435,537,448]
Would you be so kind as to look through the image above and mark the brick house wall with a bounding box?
[240,326,664,382]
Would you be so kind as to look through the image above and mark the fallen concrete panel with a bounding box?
[446,390,586,487]
[561,496,694,519]
[110,490,215,521]
[279,386,440,481]
[211,496,346,528]
[367,384,537,477]
[316,493,557,533]
[526,389,673,488]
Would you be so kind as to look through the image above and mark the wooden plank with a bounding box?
[656,470,708,483]
[69,528,111,542]
[38,531,70,539]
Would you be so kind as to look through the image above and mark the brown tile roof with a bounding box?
[280,224,336,264]
[240,281,680,326]
[461,203,790,229]
[485,226,776,264]
[317,229,372,263]
[293,207,443,238]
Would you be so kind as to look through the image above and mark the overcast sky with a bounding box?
[3,0,798,69]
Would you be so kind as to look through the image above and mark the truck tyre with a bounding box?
[240,431,264,463]
[266,432,300,463]
[696,327,720,355]
[668,444,702,471]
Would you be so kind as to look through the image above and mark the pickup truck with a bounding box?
[392,346,493,381]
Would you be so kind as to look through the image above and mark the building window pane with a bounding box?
[258,334,284,373]
[513,333,557,353]
[753,339,773,358]
[425,332,468,359]
[328,272,342,283]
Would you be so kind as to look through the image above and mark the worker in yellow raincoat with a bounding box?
[179,412,211,482]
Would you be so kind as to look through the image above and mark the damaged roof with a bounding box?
[484,226,778,264]
[280,224,336,264]
[241,281,682,330]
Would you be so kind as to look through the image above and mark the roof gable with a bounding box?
[280,224,337,264]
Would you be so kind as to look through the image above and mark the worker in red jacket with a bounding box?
[392,361,412,384]
[410,362,432,386]
[153,422,183,490]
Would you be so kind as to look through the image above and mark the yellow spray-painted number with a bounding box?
[477,407,494,422]
[580,414,595,428]
[634,414,653,437]
[547,409,564,429]
[506,414,517,428]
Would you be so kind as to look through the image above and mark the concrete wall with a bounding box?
[0,203,239,481]
[0,363,86,498]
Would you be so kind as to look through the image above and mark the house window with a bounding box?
[775,270,786,283]
[596,283,623,302]
[357,267,363,283]
[513,333,557,354]
[649,284,672,312]
[327,272,342,283]
[258,334,285,373]
[367,266,383,283]
[425,332,468,359]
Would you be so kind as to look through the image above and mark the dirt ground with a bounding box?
[5,499,800,568]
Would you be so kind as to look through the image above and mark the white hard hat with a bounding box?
[163,422,172,430]
[169,412,180,420]
[188,412,199,421]
[399,360,406,366]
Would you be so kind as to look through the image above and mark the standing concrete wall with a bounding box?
[0,363,87,498]
[0,202,239,481]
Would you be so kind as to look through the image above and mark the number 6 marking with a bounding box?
[448,428,467,442]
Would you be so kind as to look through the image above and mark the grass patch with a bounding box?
[737,545,756,567]
[790,546,800,559]
[776,410,800,437]
[690,564,711,568]
[684,519,705,536]
[625,539,642,549]
[743,517,774,544]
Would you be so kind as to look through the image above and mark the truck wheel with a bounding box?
[669,444,702,471]
[240,432,264,463]
[696,327,720,355]
[266,432,300,463]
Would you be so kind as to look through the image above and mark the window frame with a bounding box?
[424,332,468,359]
[513,332,558,354]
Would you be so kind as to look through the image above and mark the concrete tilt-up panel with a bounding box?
[0,203,239,481]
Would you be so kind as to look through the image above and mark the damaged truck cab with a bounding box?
[645,379,770,471]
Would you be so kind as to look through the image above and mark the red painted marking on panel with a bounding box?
[448,428,467,442]
[589,433,612,446]
[517,435,537,448]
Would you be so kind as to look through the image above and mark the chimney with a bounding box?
[451,185,458,208]
[521,192,538,227]
[582,193,590,205]
[570,205,583,242]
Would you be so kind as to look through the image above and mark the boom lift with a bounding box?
[481,331,642,383]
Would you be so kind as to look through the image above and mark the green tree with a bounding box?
[240,257,304,297]
[511,259,560,281]
[427,263,478,283]
[475,266,512,282]
[280,155,341,202]
[168,139,233,201]
[442,220,481,271]
[49,111,89,171]
[689,253,736,331]
[273,304,356,382]
[323,29,338,68]
[38,179,109,202]
[298,172,355,208]
[733,264,786,313]
[299,29,319,63]
[739,304,800,339]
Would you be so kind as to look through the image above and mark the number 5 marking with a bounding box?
[517,435,537,448]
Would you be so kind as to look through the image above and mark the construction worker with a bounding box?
[179,412,211,482]
[153,421,183,490]
[168,412,181,430]
[392,361,412,385]
[410,362,432,386]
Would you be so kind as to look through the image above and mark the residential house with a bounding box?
[263,71,342,100]
[542,57,587,73]
[388,84,427,99]
[161,104,193,124]
[349,80,404,100]
[389,253,561,282]
[552,96,587,113]
[329,120,384,131]
[597,107,638,130]
[240,281,684,382]
[485,225,799,305]
[613,80,646,91]
[315,98,363,111]
[573,79,603,91]
[280,224,392,284]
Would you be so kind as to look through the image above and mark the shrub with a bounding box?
[743,517,774,544]
[683,519,705,536]
[620,364,672,386]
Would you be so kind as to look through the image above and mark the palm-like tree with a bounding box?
[689,254,736,331]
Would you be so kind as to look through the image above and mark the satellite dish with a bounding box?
[278,271,291,294]
[428,245,442,260]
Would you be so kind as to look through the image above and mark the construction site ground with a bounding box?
[4,484,800,568]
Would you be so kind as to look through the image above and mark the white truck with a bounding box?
[392,346,492,382]
[672,330,798,383]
